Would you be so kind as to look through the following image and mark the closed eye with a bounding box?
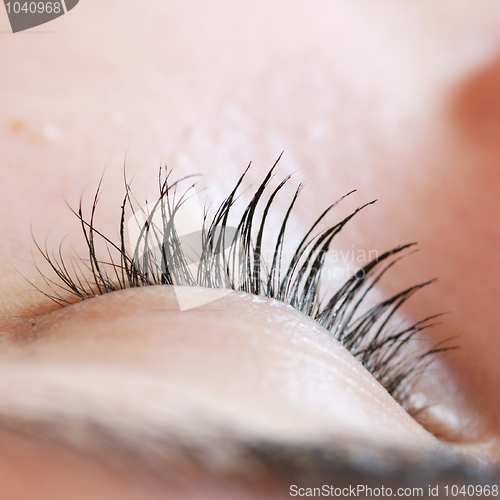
[30,158,453,425]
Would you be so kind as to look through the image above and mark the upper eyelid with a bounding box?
[31,161,451,414]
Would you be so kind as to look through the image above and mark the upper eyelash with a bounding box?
[32,159,452,410]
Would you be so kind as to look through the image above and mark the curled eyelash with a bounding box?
[33,159,452,409]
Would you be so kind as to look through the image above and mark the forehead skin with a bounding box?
[1,0,500,497]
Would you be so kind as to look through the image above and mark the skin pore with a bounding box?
[1,0,500,497]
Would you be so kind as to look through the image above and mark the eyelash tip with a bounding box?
[30,161,454,415]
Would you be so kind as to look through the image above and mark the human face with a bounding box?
[1,1,500,498]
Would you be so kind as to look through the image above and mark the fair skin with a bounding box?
[1,0,500,497]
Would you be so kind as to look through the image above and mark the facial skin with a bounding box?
[1,0,500,497]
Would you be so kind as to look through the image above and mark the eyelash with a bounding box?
[33,160,451,412]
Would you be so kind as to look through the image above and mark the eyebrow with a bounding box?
[0,365,496,493]
[1,415,497,492]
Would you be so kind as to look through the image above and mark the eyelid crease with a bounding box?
[31,159,453,415]
[0,363,492,492]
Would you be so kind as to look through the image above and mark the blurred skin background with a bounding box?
[1,0,500,498]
